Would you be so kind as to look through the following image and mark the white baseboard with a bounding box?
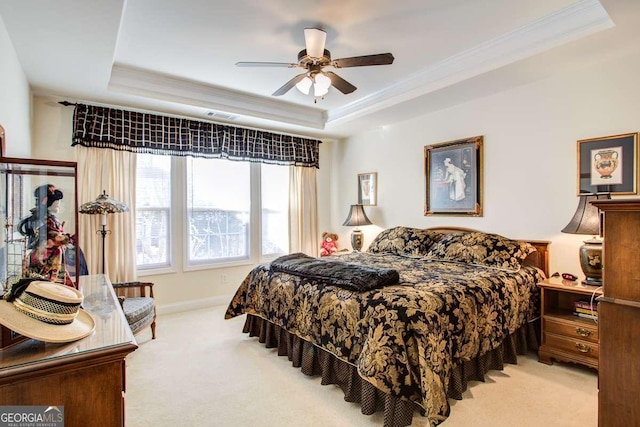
[157,294,232,316]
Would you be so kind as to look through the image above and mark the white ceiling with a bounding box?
[0,0,638,139]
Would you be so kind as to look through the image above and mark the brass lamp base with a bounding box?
[351,229,364,252]
[580,238,603,286]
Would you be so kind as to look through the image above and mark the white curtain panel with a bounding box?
[76,146,137,283]
[289,166,319,257]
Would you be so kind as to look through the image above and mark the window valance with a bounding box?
[71,103,320,168]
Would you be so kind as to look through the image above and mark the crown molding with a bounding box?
[108,64,327,129]
[326,0,614,125]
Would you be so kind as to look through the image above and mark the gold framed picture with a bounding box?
[424,136,483,216]
[577,132,638,195]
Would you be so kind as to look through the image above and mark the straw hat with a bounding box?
[0,280,95,343]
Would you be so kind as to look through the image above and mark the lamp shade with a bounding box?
[304,28,327,59]
[342,204,372,227]
[295,76,312,95]
[315,72,331,90]
[296,72,331,97]
[79,190,129,215]
[561,193,610,235]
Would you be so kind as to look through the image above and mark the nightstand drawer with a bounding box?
[545,318,598,343]
[544,332,599,359]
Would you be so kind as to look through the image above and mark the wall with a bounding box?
[329,49,640,277]
[0,15,31,157]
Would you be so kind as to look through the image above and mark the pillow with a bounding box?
[368,226,442,256]
[425,231,536,272]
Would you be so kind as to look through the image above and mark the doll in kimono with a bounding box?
[18,184,76,288]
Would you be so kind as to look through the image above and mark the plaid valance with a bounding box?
[71,103,321,168]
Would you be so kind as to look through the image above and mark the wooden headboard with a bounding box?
[426,226,550,277]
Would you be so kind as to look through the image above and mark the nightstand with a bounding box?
[537,276,602,370]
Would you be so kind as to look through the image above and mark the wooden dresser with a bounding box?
[592,199,640,427]
[0,275,138,427]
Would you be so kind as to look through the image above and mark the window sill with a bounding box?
[137,266,176,276]
[183,258,256,272]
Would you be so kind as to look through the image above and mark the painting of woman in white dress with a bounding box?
[425,136,483,216]
[444,158,466,201]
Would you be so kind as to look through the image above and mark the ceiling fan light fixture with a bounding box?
[314,84,329,97]
[313,72,331,97]
[304,28,327,59]
[295,76,313,95]
[315,72,331,89]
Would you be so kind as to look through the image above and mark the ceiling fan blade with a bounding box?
[331,53,394,68]
[324,71,357,94]
[272,73,307,96]
[236,61,299,68]
[304,28,326,58]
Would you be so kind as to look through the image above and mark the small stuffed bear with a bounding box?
[320,232,339,257]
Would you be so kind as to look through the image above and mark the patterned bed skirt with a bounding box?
[242,314,539,427]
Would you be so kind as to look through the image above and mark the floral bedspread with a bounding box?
[225,252,544,425]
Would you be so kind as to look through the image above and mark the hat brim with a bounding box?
[0,300,95,343]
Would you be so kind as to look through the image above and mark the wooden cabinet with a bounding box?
[0,275,137,427]
[537,277,601,370]
[591,199,640,427]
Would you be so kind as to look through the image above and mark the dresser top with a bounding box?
[0,275,137,372]
[592,199,640,210]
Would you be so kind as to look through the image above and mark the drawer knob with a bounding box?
[575,327,592,337]
[575,343,591,353]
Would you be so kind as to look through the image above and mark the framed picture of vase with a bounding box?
[577,132,638,195]
[424,135,483,216]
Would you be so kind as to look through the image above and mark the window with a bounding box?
[136,155,171,269]
[135,154,290,272]
[186,158,250,264]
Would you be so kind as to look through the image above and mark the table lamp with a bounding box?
[342,204,372,251]
[561,193,610,286]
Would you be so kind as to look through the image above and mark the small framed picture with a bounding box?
[424,136,483,216]
[357,172,377,206]
[577,132,638,195]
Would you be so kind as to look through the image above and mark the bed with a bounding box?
[225,226,549,426]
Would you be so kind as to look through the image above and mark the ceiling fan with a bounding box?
[236,28,394,99]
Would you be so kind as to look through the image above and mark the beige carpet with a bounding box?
[126,306,598,427]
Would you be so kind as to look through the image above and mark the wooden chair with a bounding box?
[112,281,156,339]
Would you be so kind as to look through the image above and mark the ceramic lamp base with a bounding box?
[351,229,364,252]
[580,238,603,286]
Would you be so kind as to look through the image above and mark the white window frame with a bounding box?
[136,155,174,275]
[137,157,289,275]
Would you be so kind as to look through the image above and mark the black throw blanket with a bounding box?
[269,253,400,291]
